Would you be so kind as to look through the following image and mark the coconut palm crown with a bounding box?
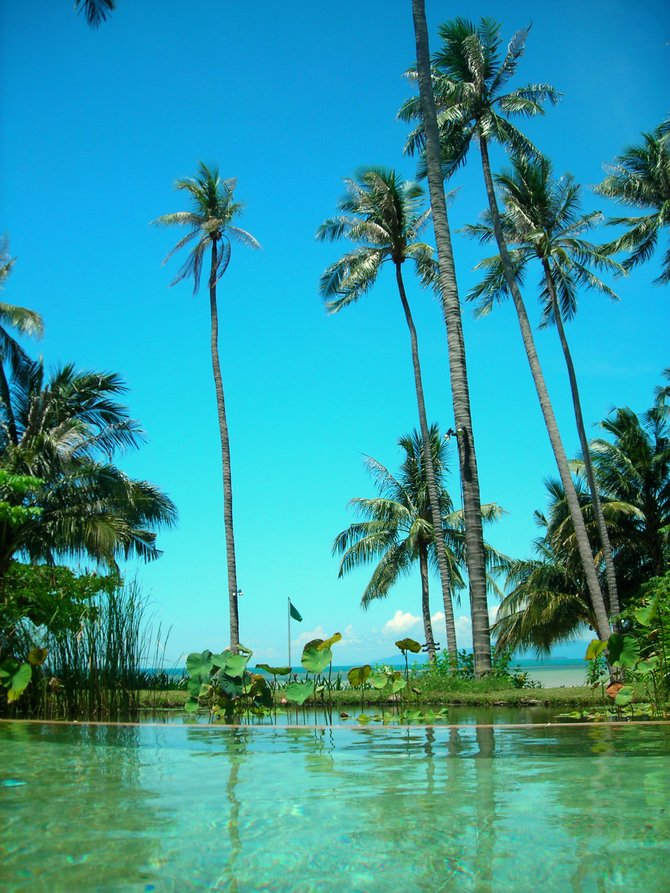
[595,123,670,285]
[399,18,560,177]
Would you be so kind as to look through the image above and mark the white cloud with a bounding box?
[382,610,420,636]
[431,611,444,625]
[293,625,326,647]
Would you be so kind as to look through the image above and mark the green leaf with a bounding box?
[186,650,213,677]
[395,638,421,654]
[369,673,388,690]
[317,632,342,651]
[608,633,640,668]
[357,714,371,723]
[255,664,291,676]
[637,659,659,675]
[210,651,230,669]
[284,681,314,705]
[301,640,332,674]
[347,665,372,687]
[223,652,249,678]
[585,639,608,661]
[391,678,407,693]
[184,697,200,714]
[614,685,634,707]
[27,647,48,666]
[218,674,244,698]
[7,663,32,701]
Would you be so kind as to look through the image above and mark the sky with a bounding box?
[1,1,668,668]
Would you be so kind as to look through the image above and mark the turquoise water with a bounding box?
[1,722,669,892]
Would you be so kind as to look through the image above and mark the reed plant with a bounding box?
[41,579,168,721]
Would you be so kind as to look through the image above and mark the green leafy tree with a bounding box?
[153,164,260,651]
[333,426,506,660]
[0,360,177,575]
[409,0,493,676]
[317,167,460,657]
[463,154,624,614]
[495,389,670,652]
[401,17,611,642]
[596,122,670,284]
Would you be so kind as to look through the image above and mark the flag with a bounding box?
[289,600,302,622]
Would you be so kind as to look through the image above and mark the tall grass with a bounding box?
[41,579,169,721]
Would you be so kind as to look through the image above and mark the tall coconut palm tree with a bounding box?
[410,0,493,675]
[153,163,260,650]
[333,425,507,660]
[0,359,177,576]
[317,167,461,658]
[401,17,611,642]
[462,154,624,615]
[595,122,670,285]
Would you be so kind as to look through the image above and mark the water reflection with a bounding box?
[1,722,668,892]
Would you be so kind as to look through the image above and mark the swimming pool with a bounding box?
[1,721,668,892]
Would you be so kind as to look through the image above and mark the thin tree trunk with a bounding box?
[395,262,458,659]
[0,365,18,445]
[418,543,436,661]
[209,239,240,651]
[411,0,492,675]
[478,138,611,642]
[541,259,620,616]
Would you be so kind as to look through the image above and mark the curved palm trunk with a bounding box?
[0,365,18,445]
[395,262,458,659]
[541,260,620,616]
[209,240,240,651]
[411,0,492,676]
[418,543,436,660]
[478,138,611,642]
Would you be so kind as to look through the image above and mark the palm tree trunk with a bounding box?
[0,365,18,445]
[410,0,492,676]
[395,262,458,660]
[209,240,240,651]
[418,543,436,661]
[541,259,620,616]
[478,138,611,642]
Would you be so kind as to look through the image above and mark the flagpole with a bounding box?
[288,597,291,671]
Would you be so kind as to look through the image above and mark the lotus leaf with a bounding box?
[347,665,372,687]
[614,685,634,707]
[184,697,200,714]
[317,632,342,651]
[585,639,607,661]
[301,639,332,674]
[284,681,314,705]
[391,678,407,693]
[223,652,249,678]
[255,664,291,676]
[186,650,213,677]
[608,633,640,668]
[369,673,388,690]
[395,638,421,654]
[6,663,32,701]
[28,647,48,666]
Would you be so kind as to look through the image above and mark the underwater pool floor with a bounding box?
[1,721,669,892]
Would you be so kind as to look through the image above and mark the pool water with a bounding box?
[1,721,668,892]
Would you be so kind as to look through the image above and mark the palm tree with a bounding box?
[0,360,177,576]
[153,163,260,651]
[317,167,461,658]
[401,17,611,642]
[595,122,670,285]
[0,238,44,445]
[333,425,506,660]
[463,154,624,615]
[410,0,493,675]
[74,0,115,28]
[495,393,670,652]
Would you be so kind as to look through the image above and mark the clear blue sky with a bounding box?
[1,1,668,666]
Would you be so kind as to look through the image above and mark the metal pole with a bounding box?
[288,597,291,670]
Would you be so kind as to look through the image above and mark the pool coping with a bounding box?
[2,717,670,730]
